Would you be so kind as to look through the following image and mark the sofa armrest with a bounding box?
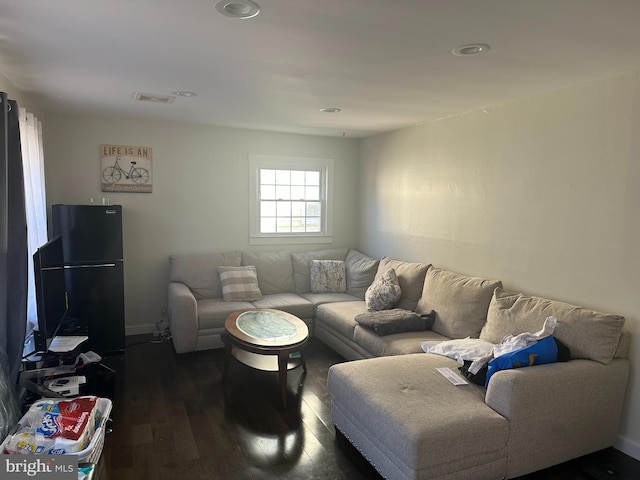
[485,358,629,478]
[168,281,198,353]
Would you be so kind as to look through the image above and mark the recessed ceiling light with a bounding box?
[452,43,491,56]
[173,91,197,97]
[215,0,260,19]
[320,107,341,113]
[133,92,175,104]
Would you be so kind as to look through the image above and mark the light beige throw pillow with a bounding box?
[218,265,263,302]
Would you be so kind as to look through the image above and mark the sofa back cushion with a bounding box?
[242,251,295,295]
[344,250,379,300]
[374,257,430,311]
[480,288,625,364]
[417,267,502,339]
[169,252,242,299]
[291,248,348,293]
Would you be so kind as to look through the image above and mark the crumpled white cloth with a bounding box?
[468,316,558,375]
[421,338,495,364]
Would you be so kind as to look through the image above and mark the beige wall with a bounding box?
[42,115,360,335]
[359,71,640,457]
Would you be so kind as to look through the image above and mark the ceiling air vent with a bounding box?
[133,92,175,104]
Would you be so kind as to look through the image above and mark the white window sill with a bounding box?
[249,235,334,246]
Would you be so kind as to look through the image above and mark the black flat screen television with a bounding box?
[32,235,69,352]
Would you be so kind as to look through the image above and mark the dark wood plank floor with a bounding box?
[97,336,640,480]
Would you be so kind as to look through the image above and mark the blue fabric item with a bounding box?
[485,336,558,387]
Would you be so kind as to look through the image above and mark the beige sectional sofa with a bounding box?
[167,248,630,479]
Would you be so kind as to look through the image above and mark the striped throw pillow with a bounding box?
[218,265,263,302]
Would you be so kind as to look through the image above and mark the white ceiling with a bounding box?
[2,0,640,138]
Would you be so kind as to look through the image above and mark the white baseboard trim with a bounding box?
[615,435,640,460]
[125,324,157,336]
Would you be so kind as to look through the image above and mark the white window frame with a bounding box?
[249,154,334,245]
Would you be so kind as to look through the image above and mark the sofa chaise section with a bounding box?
[327,286,630,479]
[329,354,509,480]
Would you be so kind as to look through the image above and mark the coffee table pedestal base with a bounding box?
[221,333,307,407]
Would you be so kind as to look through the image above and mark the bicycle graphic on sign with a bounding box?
[102,156,149,184]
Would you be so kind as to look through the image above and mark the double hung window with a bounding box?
[249,155,333,245]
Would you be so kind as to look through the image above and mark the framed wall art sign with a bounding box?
[101,144,153,193]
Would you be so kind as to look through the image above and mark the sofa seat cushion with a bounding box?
[480,288,625,364]
[197,298,254,330]
[251,293,314,319]
[316,301,368,340]
[328,354,508,477]
[353,327,448,356]
[300,292,361,310]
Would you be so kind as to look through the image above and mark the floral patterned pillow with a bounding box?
[365,268,401,311]
[310,260,347,293]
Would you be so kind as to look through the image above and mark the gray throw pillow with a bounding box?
[355,309,434,336]
[365,268,401,311]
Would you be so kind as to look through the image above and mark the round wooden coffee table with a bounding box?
[221,309,309,407]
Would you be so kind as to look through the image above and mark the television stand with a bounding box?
[19,349,117,408]
[19,364,76,399]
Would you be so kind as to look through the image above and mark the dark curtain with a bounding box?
[0,92,28,396]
